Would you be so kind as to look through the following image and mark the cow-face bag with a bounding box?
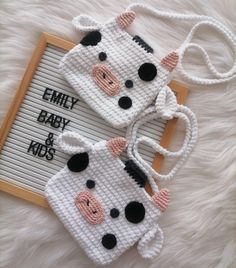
[45,89,198,265]
[60,3,236,128]
[47,2,236,265]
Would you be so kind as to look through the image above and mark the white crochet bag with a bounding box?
[45,132,169,265]
[60,3,236,128]
[46,2,236,264]
[45,88,198,265]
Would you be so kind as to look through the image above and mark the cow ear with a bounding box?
[57,131,93,154]
[107,137,127,157]
[152,189,170,212]
[72,15,101,32]
[137,225,164,259]
[155,86,178,120]
[116,11,135,29]
[160,51,179,72]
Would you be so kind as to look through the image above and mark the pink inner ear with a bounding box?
[116,11,135,29]
[152,188,170,212]
[107,137,127,157]
[160,52,179,72]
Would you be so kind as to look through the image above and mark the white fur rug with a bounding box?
[1,0,236,267]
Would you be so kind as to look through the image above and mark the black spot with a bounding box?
[110,208,120,218]
[124,160,148,187]
[125,80,133,88]
[86,179,95,189]
[138,63,157,81]
[80,31,101,46]
[102,234,117,250]
[67,152,89,172]
[132,35,154,53]
[125,201,145,224]
[118,96,132,109]
[99,52,107,61]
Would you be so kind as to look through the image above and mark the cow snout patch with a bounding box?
[92,64,120,96]
[75,191,104,225]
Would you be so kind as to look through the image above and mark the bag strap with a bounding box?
[127,3,236,84]
[126,86,198,193]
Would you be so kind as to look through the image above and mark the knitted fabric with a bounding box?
[59,14,173,128]
[47,3,236,265]
[127,3,236,85]
[45,132,169,265]
[126,86,198,190]
[45,82,197,266]
[59,3,236,128]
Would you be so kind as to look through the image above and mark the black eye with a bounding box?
[125,80,133,88]
[110,208,120,218]
[138,63,157,81]
[86,179,95,189]
[98,52,107,61]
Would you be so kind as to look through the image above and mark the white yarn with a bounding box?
[126,86,198,183]
[60,17,171,128]
[72,15,102,32]
[57,131,93,154]
[48,4,235,265]
[45,132,164,265]
[60,3,236,129]
[137,225,164,259]
[127,3,236,84]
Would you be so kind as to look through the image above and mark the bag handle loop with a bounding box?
[127,3,236,84]
[126,86,198,193]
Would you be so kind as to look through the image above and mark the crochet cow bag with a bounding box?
[46,2,236,265]
[60,3,236,128]
[45,132,168,265]
[45,92,197,265]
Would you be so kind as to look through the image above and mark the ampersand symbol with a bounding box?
[45,132,54,146]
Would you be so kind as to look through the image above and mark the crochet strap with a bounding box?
[126,87,198,192]
[127,3,236,84]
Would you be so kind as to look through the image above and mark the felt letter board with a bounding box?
[0,33,188,208]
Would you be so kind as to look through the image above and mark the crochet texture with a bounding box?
[45,132,168,265]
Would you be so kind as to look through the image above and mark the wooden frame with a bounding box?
[0,33,188,208]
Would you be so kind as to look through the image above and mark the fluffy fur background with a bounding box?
[1,0,236,267]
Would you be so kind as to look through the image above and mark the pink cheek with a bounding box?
[75,191,105,225]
